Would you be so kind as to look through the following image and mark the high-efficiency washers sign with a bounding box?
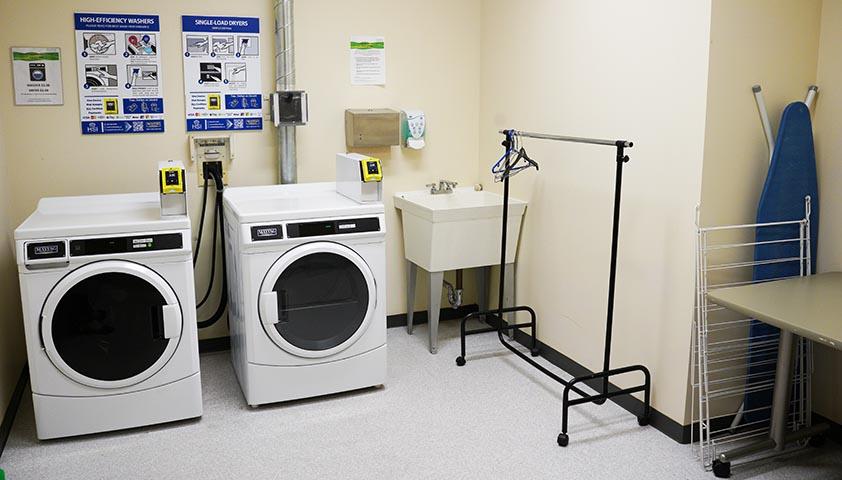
[74,13,165,135]
[181,16,263,132]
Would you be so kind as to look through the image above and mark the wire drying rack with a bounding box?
[692,198,813,471]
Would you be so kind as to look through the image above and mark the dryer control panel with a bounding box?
[287,217,380,238]
[69,233,183,256]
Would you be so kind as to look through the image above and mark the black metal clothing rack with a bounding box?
[456,129,651,447]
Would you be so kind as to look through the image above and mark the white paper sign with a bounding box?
[350,36,385,85]
[11,47,64,105]
[74,12,165,135]
[181,15,263,132]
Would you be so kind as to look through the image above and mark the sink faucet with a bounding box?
[426,179,458,195]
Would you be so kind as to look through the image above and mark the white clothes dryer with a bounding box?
[223,182,386,407]
[15,193,202,439]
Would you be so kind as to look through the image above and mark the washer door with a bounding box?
[40,260,183,389]
[258,242,376,359]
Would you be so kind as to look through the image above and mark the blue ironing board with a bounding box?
[743,101,819,423]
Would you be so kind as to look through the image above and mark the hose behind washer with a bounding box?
[196,169,228,329]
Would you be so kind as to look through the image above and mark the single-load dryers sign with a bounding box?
[74,13,165,135]
[181,15,263,132]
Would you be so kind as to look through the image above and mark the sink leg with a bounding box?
[406,260,418,335]
[476,266,490,322]
[503,263,515,339]
[428,270,444,354]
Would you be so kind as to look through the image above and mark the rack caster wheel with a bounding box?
[808,435,826,448]
[557,433,569,447]
[593,398,606,405]
[455,356,466,367]
[530,347,540,357]
[712,459,731,478]
[637,415,649,426]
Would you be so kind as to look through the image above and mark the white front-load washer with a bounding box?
[223,182,386,407]
[15,192,202,439]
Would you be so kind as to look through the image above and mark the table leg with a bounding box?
[406,260,418,335]
[770,330,795,450]
[428,271,443,354]
[715,330,829,476]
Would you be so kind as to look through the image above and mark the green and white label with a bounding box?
[350,35,385,85]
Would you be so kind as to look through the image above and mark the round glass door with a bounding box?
[40,260,183,389]
[258,242,376,358]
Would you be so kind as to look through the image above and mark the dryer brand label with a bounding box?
[26,241,66,261]
[337,223,356,230]
[251,224,283,241]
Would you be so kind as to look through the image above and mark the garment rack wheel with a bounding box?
[455,356,466,367]
[712,459,731,478]
[557,433,569,447]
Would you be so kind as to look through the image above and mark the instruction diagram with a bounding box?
[74,13,164,134]
[181,15,262,131]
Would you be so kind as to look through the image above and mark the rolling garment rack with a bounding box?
[456,129,651,447]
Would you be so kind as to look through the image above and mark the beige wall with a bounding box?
[479,0,712,423]
[0,96,26,424]
[0,0,481,344]
[813,0,842,424]
[700,0,822,229]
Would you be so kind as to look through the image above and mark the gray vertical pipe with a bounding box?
[274,0,297,184]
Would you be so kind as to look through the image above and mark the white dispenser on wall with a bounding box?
[336,153,383,203]
[401,109,425,149]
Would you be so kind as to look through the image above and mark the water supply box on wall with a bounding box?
[345,108,400,147]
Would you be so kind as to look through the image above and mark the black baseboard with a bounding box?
[0,364,29,461]
[198,336,231,353]
[478,314,692,443]
[814,413,842,446]
[386,304,479,329]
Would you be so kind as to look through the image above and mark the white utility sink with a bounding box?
[394,187,527,272]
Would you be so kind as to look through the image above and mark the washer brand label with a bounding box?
[251,225,283,241]
[337,223,356,230]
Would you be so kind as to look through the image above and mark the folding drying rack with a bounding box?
[692,199,813,474]
[456,129,651,446]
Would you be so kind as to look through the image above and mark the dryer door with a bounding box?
[258,242,376,358]
[40,260,183,389]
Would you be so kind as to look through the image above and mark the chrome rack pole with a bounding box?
[498,129,633,148]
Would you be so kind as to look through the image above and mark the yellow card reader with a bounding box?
[336,153,383,203]
[158,161,187,216]
[360,157,383,183]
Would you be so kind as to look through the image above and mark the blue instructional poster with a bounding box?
[181,15,263,132]
[74,13,165,135]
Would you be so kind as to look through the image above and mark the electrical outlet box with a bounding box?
[345,108,400,147]
[190,135,233,186]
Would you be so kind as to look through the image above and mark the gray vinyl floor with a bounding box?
[2,320,841,479]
